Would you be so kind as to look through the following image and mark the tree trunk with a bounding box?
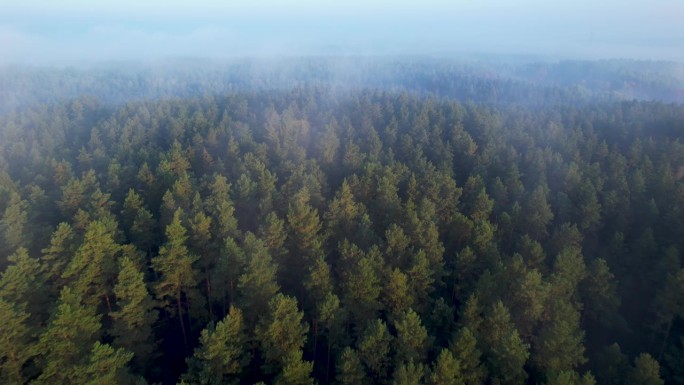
[177,290,187,347]
[658,318,673,360]
[326,337,332,384]
[205,265,213,320]
[312,319,318,369]
[104,294,112,313]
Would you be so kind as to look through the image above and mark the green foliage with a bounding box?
[151,208,202,343]
[337,347,367,385]
[40,222,76,291]
[429,349,464,385]
[238,233,280,323]
[358,319,393,380]
[0,298,34,384]
[533,300,586,375]
[62,220,121,308]
[256,293,309,372]
[82,342,136,385]
[394,309,430,364]
[274,351,314,385]
[450,327,486,385]
[0,191,30,252]
[1,69,683,385]
[393,360,426,385]
[110,257,158,369]
[34,287,102,384]
[481,302,529,385]
[184,306,249,385]
[626,353,664,385]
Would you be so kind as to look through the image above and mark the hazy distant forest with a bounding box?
[1,58,684,385]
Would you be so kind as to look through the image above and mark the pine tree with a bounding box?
[357,318,393,381]
[549,246,587,302]
[394,309,429,365]
[151,208,201,346]
[207,175,239,241]
[324,179,365,245]
[337,347,367,385]
[237,232,280,324]
[285,188,325,292]
[595,343,628,385]
[259,212,288,266]
[274,351,315,385]
[256,293,309,373]
[0,191,29,253]
[0,298,34,385]
[121,189,156,253]
[429,349,465,385]
[533,300,586,375]
[342,255,382,326]
[480,301,529,385]
[520,185,554,240]
[184,306,249,385]
[383,268,413,316]
[110,257,158,370]
[62,220,121,310]
[188,204,215,317]
[0,247,47,323]
[393,360,426,385]
[34,287,102,384]
[407,249,435,314]
[626,353,664,385]
[211,236,245,315]
[40,222,76,293]
[547,371,596,385]
[81,342,136,385]
[450,327,486,385]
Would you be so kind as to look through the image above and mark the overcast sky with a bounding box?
[1,0,683,64]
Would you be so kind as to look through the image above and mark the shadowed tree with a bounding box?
[0,298,34,385]
[121,189,156,253]
[393,360,426,385]
[394,309,430,365]
[533,300,586,376]
[285,187,325,294]
[0,191,30,253]
[480,302,529,385]
[40,222,77,295]
[151,208,201,346]
[256,293,309,373]
[110,257,158,371]
[0,247,47,325]
[184,306,249,385]
[450,327,486,385]
[80,342,136,385]
[429,349,465,385]
[274,351,314,385]
[626,353,664,385]
[62,220,121,311]
[337,347,367,385]
[357,318,393,381]
[33,287,101,384]
[237,233,280,325]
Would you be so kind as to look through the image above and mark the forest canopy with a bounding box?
[0,57,683,384]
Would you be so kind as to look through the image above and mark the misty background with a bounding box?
[2,0,683,64]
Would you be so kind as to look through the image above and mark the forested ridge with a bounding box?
[1,61,684,385]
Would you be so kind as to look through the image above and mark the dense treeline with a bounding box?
[2,57,683,113]
[1,74,684,384]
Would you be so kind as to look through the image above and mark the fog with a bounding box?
[1,0,683,65]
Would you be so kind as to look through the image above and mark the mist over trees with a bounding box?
[0,58,683,384]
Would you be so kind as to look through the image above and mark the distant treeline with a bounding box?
[1,57,682,114]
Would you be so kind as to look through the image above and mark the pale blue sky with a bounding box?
[1,0,683,64]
